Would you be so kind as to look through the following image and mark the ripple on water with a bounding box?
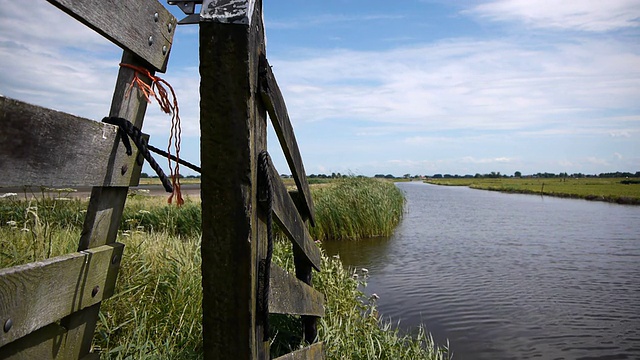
[325,182,640,360]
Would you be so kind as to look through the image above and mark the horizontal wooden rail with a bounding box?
[0,243,124,347]
[264,156,321,270]
[269,265,324,317]
[259,56,316,226]
[273,342,324,360]
[0,304,100,359]
[0,96,145,188]
[46,0,176,72]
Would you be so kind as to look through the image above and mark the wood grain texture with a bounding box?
[0,304,100,360]
[69,52,154,357]
[200,0,257,25]
[199,1,268,358]
[0,96,145,188]
[46,0,176,72]
[269,265,324,317]
[265,157,322,271]
[259,56,316,226]
[272,343,324,360]
[0,244,124,348]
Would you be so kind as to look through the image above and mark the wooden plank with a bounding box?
[269,265,324,317]
[265,156,322,271]
[200,1,268,358]
[273,342,324,360]
[65,52,154,359]
[0,243,124,348]
[46,0,176,72]
[0,304,100,360]
[289,191,320,342]
[0,96,146,188]
[259,56,316,226]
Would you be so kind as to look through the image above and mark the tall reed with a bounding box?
[310,177,405,241]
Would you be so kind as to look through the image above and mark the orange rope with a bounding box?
[120,63,184,206]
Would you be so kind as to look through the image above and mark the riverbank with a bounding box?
[425,177,640,205]
[0,178,448,359]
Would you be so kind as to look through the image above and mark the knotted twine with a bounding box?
[119,63,184,206]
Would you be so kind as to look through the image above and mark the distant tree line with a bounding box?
[427,171,640,179]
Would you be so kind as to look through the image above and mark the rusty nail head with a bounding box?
[154,12,159,22]
[162,46,168,55]
[148,36,153,46]
[91,286,100,298]
[168,22,173,32]
[111,254,120,265]
[3,319,12,333]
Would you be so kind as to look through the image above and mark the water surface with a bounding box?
[323,182,640,360]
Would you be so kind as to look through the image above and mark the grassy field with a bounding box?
[0,178,448,359]
[425,177,640,205]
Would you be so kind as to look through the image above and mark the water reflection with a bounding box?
[323,181,640,360]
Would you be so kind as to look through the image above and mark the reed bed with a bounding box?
[0,179,449,359]
[310,177,405,241]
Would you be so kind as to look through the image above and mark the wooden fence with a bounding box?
[0,0,324,359]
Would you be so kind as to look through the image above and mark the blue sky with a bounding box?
[1,0,639,177]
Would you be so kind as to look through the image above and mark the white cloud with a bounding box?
[469,0,640,32]
[271,37,640,137]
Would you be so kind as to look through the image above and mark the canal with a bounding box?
[323,181,640,359]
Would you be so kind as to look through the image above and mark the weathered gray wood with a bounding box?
[0,243,123,347]
[200,0,257,25]
[273,343,324,360]
[264,157,322,271]
[289,191,320,342]
[200,1,268,358]
[269,265,324,317]
[0,304,100,360]
[0,96,146,188]
[68,52,155,357]
[259,56,316,226]
[46,0,176,72]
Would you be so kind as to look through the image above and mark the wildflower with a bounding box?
[0,193,18,198]
[21,228,30,232]
[138,210,151,215]
[369,293,380,300]
[352,274,359,279]
[6,221,17,226]
[361,268,369,274]
[136,225,145,230]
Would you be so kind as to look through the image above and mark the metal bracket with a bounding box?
[167,1,202,24]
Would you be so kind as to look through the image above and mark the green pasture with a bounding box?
[425,177,640,204]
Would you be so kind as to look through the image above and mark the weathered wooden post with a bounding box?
[199,0,269,358]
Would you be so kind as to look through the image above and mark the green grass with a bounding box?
[0,179,447,359]
[310,177,405,241]
[426,177,640,204]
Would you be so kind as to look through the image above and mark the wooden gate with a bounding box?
[0,0,324,359]
[197,0,325,358]
[0,0,177,358]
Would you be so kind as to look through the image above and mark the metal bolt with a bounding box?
[167,22,173,33]
[4,319,12,333]
[162,46,168,55]
[121,164,128,175]
[148,36,154,46]
[91,286,100,298]
[154,12,159,22]
[111,254,120,265]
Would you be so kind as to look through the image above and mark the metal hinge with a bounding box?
[167,1,202,24]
